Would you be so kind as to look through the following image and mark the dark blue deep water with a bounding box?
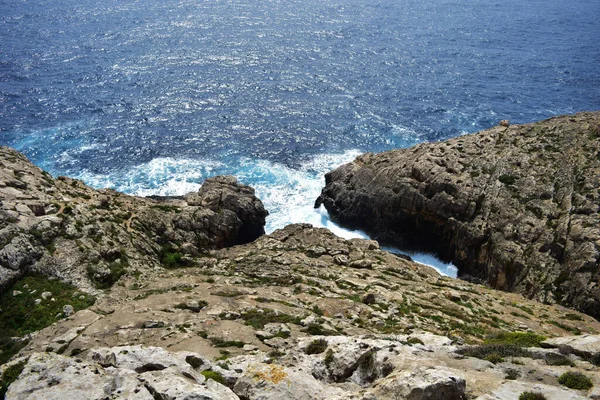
[1,0,599,274]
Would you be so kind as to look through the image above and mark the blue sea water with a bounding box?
[1,0,599,276]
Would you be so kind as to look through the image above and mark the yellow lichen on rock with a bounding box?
[251,364,288,385]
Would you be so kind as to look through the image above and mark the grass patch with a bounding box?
[305,339,328,355]
[211,290,245,298]
[456,344,532,362]
[557,371,593,390]
[209,338,245,348]
[0,360,26,398]
[201,370,226,385]
[225,308,302,329]
[0,275,95,364]
[174,300,208,312]
[519,392,547,400]
[303,323,338,336]
[499,174,518,185]
[484,332,546,347]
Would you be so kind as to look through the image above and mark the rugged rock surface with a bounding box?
[3,223,599,399]
[0,146,267,293]
[316,112,600,318]
[1,144,600,399]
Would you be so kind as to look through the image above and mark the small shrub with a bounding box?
[175,300,208,312]
[518,392,547,400]
[209,338,245,348]
[235,309,302,329]
[544,353,574,367]
[201,370,226,385]
[484,332,546,348]
[407,337,425,345]
[324,349,334,366]
[485,353,504,364]
[563,313,583,321]
[456,344,532,361]
[0,360,26,398]
[305,339,328,355]
[266,350,285,360]
[504,368,519,380]
[557,371,593,390]
[499,174,518,185]
[303,323,337,336]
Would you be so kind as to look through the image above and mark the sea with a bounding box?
[1,0,599,277]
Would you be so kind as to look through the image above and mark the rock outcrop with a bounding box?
[1,142,600,399]
[0,146,267,293]
[3,223,599,399]
[316,112,600,319]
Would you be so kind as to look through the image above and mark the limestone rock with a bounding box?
[370,366,467,400]
[233,362,340,400]
[6,346,236,400]
[475,381,588,400]
[540,334,600,359]
[0,146,267,294]
[316,112,600,318]
[6,352,153,400]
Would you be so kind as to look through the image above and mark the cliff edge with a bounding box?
[0,147,267,294]
[317,112,600,319]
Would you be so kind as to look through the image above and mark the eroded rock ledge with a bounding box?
[0,146,267,293]
[316,112,600,319]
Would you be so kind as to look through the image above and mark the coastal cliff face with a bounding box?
[316,112,600,319]
[0,146,267,294]
[1,146,600,399]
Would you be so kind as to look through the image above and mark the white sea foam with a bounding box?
[74,150,457,278]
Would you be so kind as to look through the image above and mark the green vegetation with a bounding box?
[303,323,338,336]
[222,308,302,329]
[0,275,95,365]
[201,370,226,385]
[324,349,334,366]
[209,338,245,348]
[175,300,208,312]
[484,332,546,347]
[456,343,532,363]
[557,371,593,390]
[504,368,519,380]
[563,313,583,321]
[544,353,575,367]
[87,261,126,289]
[0,360,26,399]
[498,174,518,185]
[160,244,185,268]
[407,337,425,346]
[305,339,328,355]
[518,392,547,400]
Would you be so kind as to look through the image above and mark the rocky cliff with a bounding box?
[3,223,600,399]
[0,146,267,294]
[1,145,600,399]
[317,112,600,319]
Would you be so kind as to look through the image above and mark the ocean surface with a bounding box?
[1,0,599,276]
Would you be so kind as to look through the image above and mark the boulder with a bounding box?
[540,334,600,359]
[233,362,340,400]
[370,366,466,400]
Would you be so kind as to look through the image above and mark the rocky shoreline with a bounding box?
[0,146,267,294]
[1,112,600,400]
[317,111,600,319]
